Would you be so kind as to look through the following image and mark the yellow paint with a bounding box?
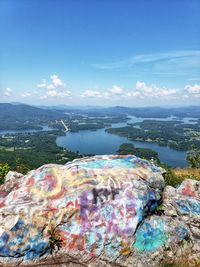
[120,241,132,255]
[31,168,62,198]
[31,164,152,199]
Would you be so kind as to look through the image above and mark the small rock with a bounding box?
[4,171,23,182]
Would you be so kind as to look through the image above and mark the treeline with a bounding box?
[117,143,159,161]
[50,115,128,132]
[0,131,80,174]
[106,120,200,151]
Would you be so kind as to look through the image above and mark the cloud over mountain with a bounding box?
[3,88,12,97]
[37,75,70,99]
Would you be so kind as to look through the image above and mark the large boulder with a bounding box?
[0,155,199,267]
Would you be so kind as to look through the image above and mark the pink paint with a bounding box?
[182,183,196,197]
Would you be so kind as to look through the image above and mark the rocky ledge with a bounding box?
[0,155,199,267]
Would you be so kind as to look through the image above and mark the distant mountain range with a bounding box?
[36,104,103,110]
[0,102,200,130]
[8,102,200,115]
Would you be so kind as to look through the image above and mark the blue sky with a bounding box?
[0,0,200,106]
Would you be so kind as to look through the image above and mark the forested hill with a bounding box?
[0,103,65,119]
[1,103,200,119]
[0,103,66,130]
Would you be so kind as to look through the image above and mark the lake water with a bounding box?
[0,125,53,135]
[1,116,196,167]
[56,116,188,167]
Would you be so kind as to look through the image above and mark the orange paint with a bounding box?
[68,234,85,251]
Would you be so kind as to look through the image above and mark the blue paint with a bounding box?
[25,239,49,260]
[134,220,167,251]
[85,231,96,252]
[101,204,114,220]
[175,226,189,241]
[0,246,10,256]
[142,190,158,215]
[176,199,200,215]
[79,157,135,169]
[105,238,121,259]
[0,232,9,246]
[0,220,49,259]
[11,219,24,231]
[0,232,10,256]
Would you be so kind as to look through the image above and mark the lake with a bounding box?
[56,116,188,167]
[0,125,53,135]
[1,116,196,167]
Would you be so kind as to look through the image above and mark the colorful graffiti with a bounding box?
[133,218,190,252]
[0,155,166,262]
[177,179,200,198]
[0,155,198,265]
[0,218,49,260]
[176,199,200,215]
[134,218,167,251]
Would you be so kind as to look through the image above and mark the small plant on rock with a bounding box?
[48,227,63,254]
[0,163,10,184]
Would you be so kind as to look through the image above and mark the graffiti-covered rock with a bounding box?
[0,155,199,267]
[162,179,200,266]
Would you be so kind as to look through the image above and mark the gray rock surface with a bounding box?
[4,170,23,182]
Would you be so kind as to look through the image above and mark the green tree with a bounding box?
[117,143,159,161]
[15,157,29,174]
[0,163,10,184]
[187,145,200,168]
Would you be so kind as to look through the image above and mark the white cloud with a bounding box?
[81,90,101,98]
[135,81,177,98]
[81,82,176,100]
[37,79,47,89]
[46,84,55,90]
[81,85,141,100]
[122,91,141,98]
[37,75,71,99]
[79,81,200,101]
[37,75,66,90]
[81,86,124,99]
[109,85,123,95]
[92,50,200,71]
[50,74,66,88]
[136,81,146,90]
[21,92,31,98]
[185,84,200,95]
[136,81,153,93]
[132,91,141,97]
[46,90,71,97]
[4,88,12,97]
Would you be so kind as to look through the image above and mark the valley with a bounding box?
[0,103,200,171]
